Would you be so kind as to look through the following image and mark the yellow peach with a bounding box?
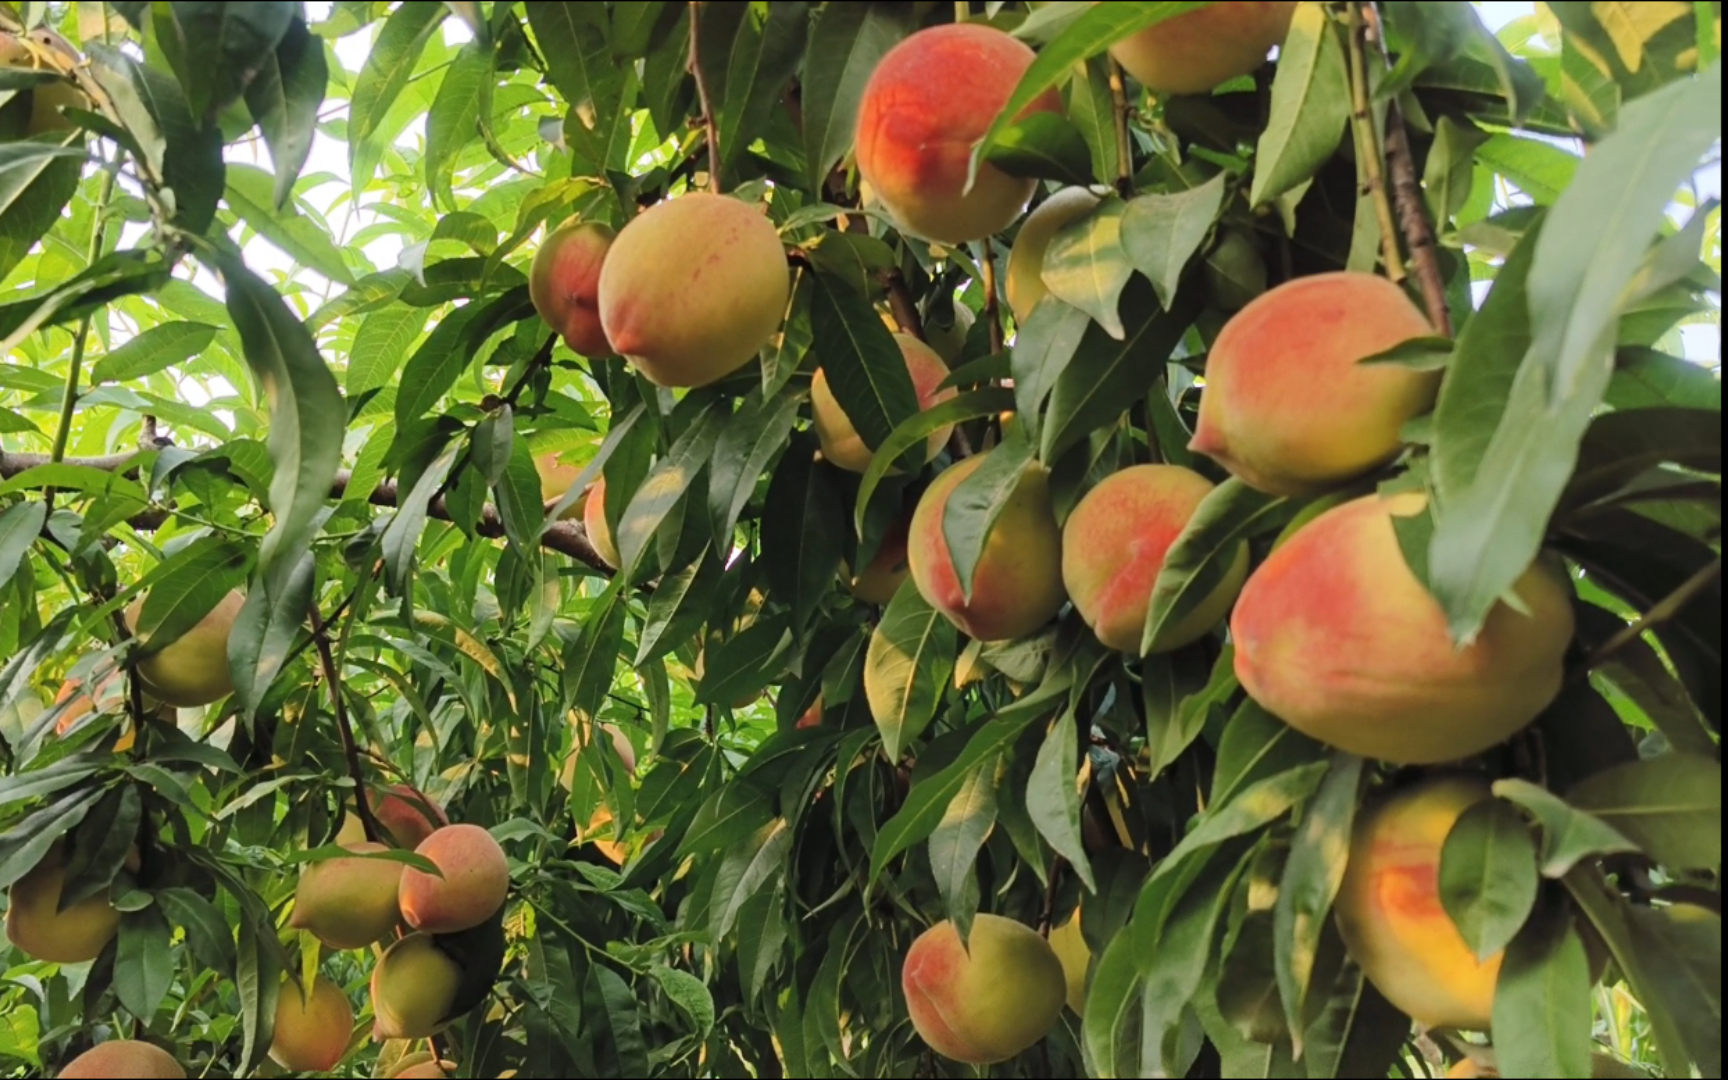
[271,973,354,1072]
[902,914,1066,1064]
[123,589,244,708]
[289,842,405,950]
[1108,2,1298,95]
[57,1040,185,1079]
[812,333,956,473]
[4,848,122,964]
[399,824,509,934]
[1006,187,1102,324]
[370,932,462,1041]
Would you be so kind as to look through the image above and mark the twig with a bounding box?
[1362,3,1452,335]
[880,269,927,341]
[310,605,384,846]
[687,2,721,194]
[1107,59,1134,198]
[1581,558,1722,676]
[979,238,1004,355]
[1345,3,1404,282]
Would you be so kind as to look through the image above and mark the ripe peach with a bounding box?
[52,670,145,752]
[583,477,621,568]
[1061,464,1247,655]
[289,841,405,950]
[1006,187,1102,324]
[399,824,510,934]
[902,914,1067,1063]
[390,1055,458,1078]
[856,24,1065,244]
[271,973,354,1072]
[597,192,790,387]
[558,718,636,791]
[1231,492,1574,764]
[1335,775,1500,1030]
[370,932,462,1040]
[123,588,244,708]
[339,784,448,851]
[1108,2,1298,95]
[57,1040,185,1079]
[1048,914,1090,1016]
[529,220,615,358]
[534,451,587,521]
[4,847,122,964]
[1189,272,1438,496]
[907,451,1067,642]
[812,334,956,473]
[794,696,824,730]
[848,513,912,606]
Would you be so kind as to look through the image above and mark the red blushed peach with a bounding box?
[813,333,957,473]
[907,451,1067,642]
[1061,464,1248,655]
[1231,492,1575,765]
[1108,1,1298,95]
[794,696,824,730]
[902,914,1067,1064]
[582,477,621,569]
[1189,272,1439,496]
[399,824,510,934]
[349,783,447,851]
[597,193,790,387]
[1335,775,1500,1030]
[57,1041,186,1079]
[856,24,1064,244]
[529,220,615,358]
[848,513,912,606]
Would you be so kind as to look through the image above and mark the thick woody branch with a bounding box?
[0,450,615,574]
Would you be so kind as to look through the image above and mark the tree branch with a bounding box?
[979,238,1004,355]
[1345,3,1404,282]
[1107,59,1134,198]
[1582,557,1722,675]
[0,450,616,573]
[687,1,721,194]
[879,269,927,342]
[310,605,384,846]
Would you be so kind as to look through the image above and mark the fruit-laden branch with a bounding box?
[309,604,385,845]
[687,0,721,194]
[0,450,616,574]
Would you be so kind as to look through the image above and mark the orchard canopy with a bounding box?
[0,2,1720,1078]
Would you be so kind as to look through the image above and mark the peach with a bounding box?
[289,841,405,950]
[856,24,1065,244]
[534,451,587,521]
[812,334,956,473]
[582,477,621,569]
[52,670,145,752]
[1334,775,1500,1030]
[370,932,462,1040]
[848,513,912,606]
[597,192,790,387]
[339,784,448,850]
[399,824,509,934]
[390,1056,458,1078]
[271,973,354,1072]
[902,914,1067,1063]
[1231,492,1574,764]
[794,696,824,730]
[57,1040,185,1079]
[1189,272,1439,496]
[907,451,1067,642]
[1048,914,1090,1016]
[1061,464,1248,655]
[123,588,244,708]
[0,33,87,136]
[1108,2,1298,95]
[1006,187,1102,324]
[558,718,636,791]
[4,847,122,964]
[529,220,615,357]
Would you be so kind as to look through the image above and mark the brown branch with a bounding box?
[309,606,384,846]
[687,1,721,194]
[0,450,615,573]
[979,238,1004,355]
[1345,3,1404,282]
[1107,59,1134,198]
[880,269,926,341]
[1363,3,1453,335]
[1580,558,1722,676]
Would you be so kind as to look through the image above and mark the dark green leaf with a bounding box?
[1027,709,1095,891]
[760,433,844,632]
[1250,3,1349,209]
[1276,751,1362,1054]
[243,16,327,208]
[928,756,997,937]
[1121,172,1226,311]
[800,2,909,189]
[809,272,920,464]
[1492,903,1593,1079]
[115,905,175,1023]
[941,428,1034,602]
[1492,779,1638,877]
[1439,797,1540,959]
[1566,753,1721,871]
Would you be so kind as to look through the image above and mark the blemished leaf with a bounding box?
[1143,479,1293,657]
[809,272,920,466]
[243,15,327,209]
[1492,779,1638,877]
[1427,63,1721,641]
[1492,903,1593,1080]
[1042,197,1133,338]
[941,428,1034,602]
[89,322,219,384]
[1566,754,1722,871]
[801,2,912,189]
[865,580,957,762]
[1439,797,1541,959]
[1275,751,1362,1056]
[928,756,998,938]
[348,2,446,192]
[1121,172,1227,311]
[1250,2,1350,209]
[221,258,345,575]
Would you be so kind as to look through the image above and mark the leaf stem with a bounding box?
[980,237,1004,355]
[311,604,384,845]
[1108,59,1134,197]
[1581,557,1722,675]
[687,1,721,194]
[1344,3,1404,283]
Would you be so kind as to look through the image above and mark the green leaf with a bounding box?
[425,44,492,208]
[1143,479,1290,656]
[865,580,957,762]
[0,138,80,281]
[0,140,87,214]
[162,1,295,119]
[0,500,46,594]
[0,788,103,891]
[1275,751,1362,1055]
[347,306,427,395]
[1427,63,1721,640]
[225,163,353,283]
[1562,405,1722,511]
[928,756,998,938]
[1492,903,1593,1080]
[1439,797,1540,959]
[941,428,1034,602]
[760,433,845,630]
[562,587,626,721]
[982,110,1094,187]
[800,1,909,189]
[1250,3,1349,209]
[717,2,808,173]
[228,552,314,722]
[221,258,345,575]
[708,384,801,542]
[855,388,1016,536]
[1475,133,1580,205]
[1042,196,1132,338]
[710,819,791,941]
[615,398,725,574]
[1028,709,1095,892]
[130,536,252,660]
[243,16,328,209]
[1301,950,1409,1080]
[349,2,446,192]
[1143,646,1228,781]
[1121,172,1226,311]
[89,322,219,384]
[809,272,920,464]
[87,43,224,233]
[527,2,628,172]
[115,905,175,1023]
[1492,779,1638,877]
[393,288,533,431]
[635,551,725,667]
[650,965,716,1038]
[1567,753,1721,871]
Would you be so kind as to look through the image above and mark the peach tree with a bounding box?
[0,2,1719,1078]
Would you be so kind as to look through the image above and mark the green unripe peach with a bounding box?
[271,973,354,1072]
[812,334,956,473]
[1108,1,1298,95]
[924,302,975,363]
[597,193,790,387]
[901,914,1066,1064]
[370,932,462,1041]
[123,588,244,708]
[1062,464,1247,655]
[57,1040,185,1079]
[907,451,1067,642]
[529,220,615,358]
[1006,187,1101,325]
[399,824,510,934]
[289,841,405,950]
